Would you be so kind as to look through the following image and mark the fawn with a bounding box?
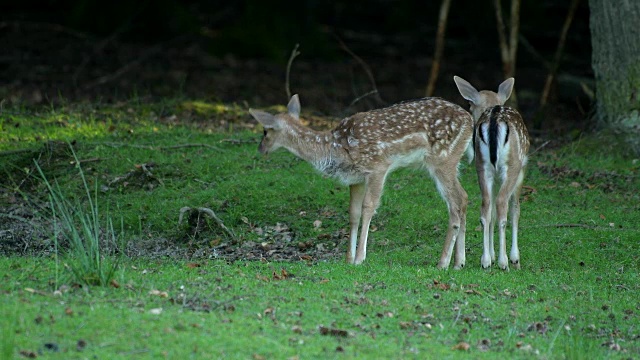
[249,94,474,269]
[453,76,530,270]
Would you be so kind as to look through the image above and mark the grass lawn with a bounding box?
[1,100,639,359]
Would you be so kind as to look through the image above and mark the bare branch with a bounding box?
[334,35,385,105]
[81,45,163,90]
[426,0,453,97]
[493,0,510,75]
[285,44,301,99]
[540,0,581,106]
[508,0,521,78]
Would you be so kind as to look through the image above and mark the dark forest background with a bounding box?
[1,0,593,134]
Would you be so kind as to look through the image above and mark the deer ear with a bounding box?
[287,94,301,119]
[453,76,480,105]
[497,77,515,104]
[249,109,280,130]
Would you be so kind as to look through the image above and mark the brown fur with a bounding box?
[454,76,530,270]
[250,95,474,269]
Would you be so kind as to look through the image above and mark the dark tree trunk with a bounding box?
[589,0,640,151]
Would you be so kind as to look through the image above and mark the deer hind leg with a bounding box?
[496,168,522,270]
[354,172,387,265]
[509,169,525,269]
[453,190,467,270]
[478,166,495,268]
[347,183,366,264]
[431,168,467,270]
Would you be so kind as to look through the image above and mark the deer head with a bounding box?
[249,94,301,155]
[453,76,514,120]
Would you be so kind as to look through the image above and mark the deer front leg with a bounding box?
[354,173,386,265]
[347,183,366,264]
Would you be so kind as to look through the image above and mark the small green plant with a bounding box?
[36,145,121,286]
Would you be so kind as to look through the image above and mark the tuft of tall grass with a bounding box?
[36,145,121,286]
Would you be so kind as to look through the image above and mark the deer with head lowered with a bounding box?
[249,95,474,269]
[453,76,530,270]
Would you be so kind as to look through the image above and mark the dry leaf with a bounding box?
[19,350,37,358]
[186,263,201,268]
[452,342,470,351]
[313,220,322,229]
[149,290,169,298]
[149,308,163,315]
[76,339,87,351]
[65,307,73,316]
[110,279,120,288]
[319,326,349,337]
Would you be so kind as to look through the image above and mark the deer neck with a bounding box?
[281,122,337,173]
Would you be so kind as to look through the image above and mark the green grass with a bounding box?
[1,100,639,359]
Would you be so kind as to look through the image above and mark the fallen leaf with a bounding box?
[599,214,606,220]
[148,308,163,315]
[252,354,265,360]
[110,279,120,288]
[273,268,291,280]
[19,350,37,358]
[292,325,303,334]
[569,182,581,188]
[319,326,349,337]
[186,263,201,268]
[313,220,322,229]
[452,342,470,351]
[65,307,73,316]
[76,339,87,351]
[24,288,46,296]
[43,343,59,352]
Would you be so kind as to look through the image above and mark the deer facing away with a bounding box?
[250,95,474,269]
[453,76,530,270]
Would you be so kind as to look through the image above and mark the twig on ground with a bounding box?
[0,148,35,157]
[70,157,103,165]
[529,140,551,156]
[97,142,223,151]
[179,207,236,240]
[425,0,452,97]
[285,43,301,99]
[334,35,385,105]
[0,213,39,227]
[107,162,162,187]
[140,163,164,186]
[219,139,257,145]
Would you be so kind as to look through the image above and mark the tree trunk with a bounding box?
[589,0,640,151]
